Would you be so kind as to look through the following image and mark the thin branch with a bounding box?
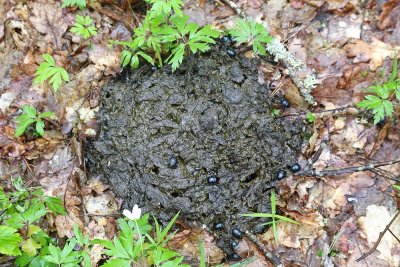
[297,159,400,177]
[356,210,400,262]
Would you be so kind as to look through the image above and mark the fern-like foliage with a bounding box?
[229,19,272,55]
[357,56,400,124]
[34,54,69,92]
[70,15,97,39]
[62,0,86,9]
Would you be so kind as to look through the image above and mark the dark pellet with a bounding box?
[276,170,286,180]
[232,228,243,239]
[168,156,178,169]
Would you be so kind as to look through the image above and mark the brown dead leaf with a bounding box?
[234,238,274,267]
[167,228,224,265]
[378,1,400,30]
[28,1,68,48]
[344,38,400,71]
[366,123,389,158]
[326,0,357,14]
[88,45,120,75]
[358,205,400,266]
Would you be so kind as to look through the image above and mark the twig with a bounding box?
[388,229,400,244]
[356,210,400,262]
[296,159,400,177]
[245,231,276,265]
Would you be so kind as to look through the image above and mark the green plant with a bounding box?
[111,0,220,71]
[62,0,86,9]
[70,15,97,39]
[229,19,273,56]
[306,112,316,123]
[34,54,70,92]
[271,109,280,117]
[95,212,188,267]
[0,177,66,265]
[241,191,299,243]
[357,56,400,124]
[14,105,55,138]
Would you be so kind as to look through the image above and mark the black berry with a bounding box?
[230,240,239,248]
[228,253,241,261]
[276,170,286,180]
[206,176,218,185]
[214,222,224,230]
[280,98,290,108]
[227,48,236,57]
[231,228,243,239]
[168,156,178,169]
[291,163,301,173]
[151,65,158,71]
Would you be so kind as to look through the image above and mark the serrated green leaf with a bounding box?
[21,238,41,256]
[45,196,66,215]
[0,226,22,256]
[35,120,45,136]
[102,258,132,267]
[34,54,69,92]
[62,0,86,9]
[38,111,55,119]
[230,19,272,55]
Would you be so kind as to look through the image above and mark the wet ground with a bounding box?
[85,45,307,253]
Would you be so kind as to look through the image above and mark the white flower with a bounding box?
[123,204,142,220]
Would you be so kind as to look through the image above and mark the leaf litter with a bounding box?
[0,0,399,266]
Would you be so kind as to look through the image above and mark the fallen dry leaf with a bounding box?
[28,0,68,48]
[344,38,400,71]
[358,205,400,266]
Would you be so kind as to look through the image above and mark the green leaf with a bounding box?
[394,185,400,192]
[168,43,185,72]
[35,120,45,136]
[101,258,132,267]
[230,19,272,55]
[306,112,316,123]
[34,54,69,92]
[14,118,36,137]
[21,238,42,256]
[146,0,183,17]
[44,196,66,215]
[62,0,86,9]
[0,225,22,256]
[70,15,97,39]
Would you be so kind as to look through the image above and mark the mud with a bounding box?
[85,46,306,253]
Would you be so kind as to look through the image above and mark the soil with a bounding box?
[85,45,306,253]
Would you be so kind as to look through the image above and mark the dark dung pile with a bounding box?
[85,46,305,252]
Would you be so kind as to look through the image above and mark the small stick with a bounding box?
[356,210,400,262]
[296,159,400,177]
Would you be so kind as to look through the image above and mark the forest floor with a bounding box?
[1,0,400,266]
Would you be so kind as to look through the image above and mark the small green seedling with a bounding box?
[62,0,86,9]
[145,0,183,17]
[163,15,220,71]
[271,109,280,117]
[241,191,299,243]
[34,54,69,92]
[394,185,400,193]
[229,19,273,55]
[361,70,368,77]
[70,15,97,39]
[306,112,316,123]
[14,105,55,137]
[357,56,400,124]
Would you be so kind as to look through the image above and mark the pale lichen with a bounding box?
[266,38,317,104]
